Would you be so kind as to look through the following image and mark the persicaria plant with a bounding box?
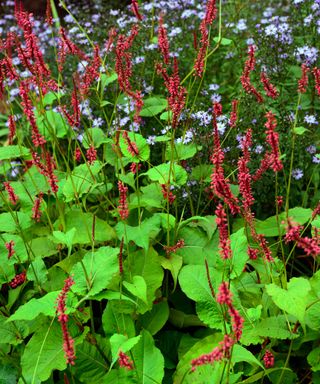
[0,0,319,383]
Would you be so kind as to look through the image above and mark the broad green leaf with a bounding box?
[229,228,248,279]
[169,308,204,328]
[102,301,136,338]
[71,246,119,296]
[191,164,212,182]
[119,132,150,162]
[62,161,104,202]
[178,265,223,330]
[74,335,110,382]
[129,183,164,209]
[165,142,198,161]
[37,110,69,139]
[126,248,164,314]
[42,91,64,106]
[140,301,170,335]
[231,344,263,368]
[8,291,75,321]
[160,254,183,290]
[308,347,320,372]
[54,208,116,244]
[144,163,188,186]
[160,110,172,121]
[21,320,67,383]
[0,314,29,345]
[82,128,111,149]
[52,228,76,255]
[173,334,223,384]
[26,257,48,286]
[140,96,167,117]
[213,36,233,45]
[266,278,312,329]
[0,364,18,384]
[132,330,164,384]
[116,215,161,251]
[0,212,32,233]
[0,145,30,160]
[110,334,141,366]
[123,276,148,304]
[100,72,118,91]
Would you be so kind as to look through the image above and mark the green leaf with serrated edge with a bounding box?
[178,265,223,330]
[74,335,110,382]
[102,301,136,338]
[165,142,198,161]
[82,128,111,149]
[119,132,150,162]
[71,246,119,296]
[54,208,116,244]
[62,161,103,202]
[52,228,76,255]
[0,314,29,345]
[0,145,30,160]
[173,334,223,384]
[116,215,161,251]
[160,254,182,290]
[123,275,148,304]
[21,320,66,383]
[8,291,76,321]
[29,237,59,259]
[143,162,188,186]
[126,248,164,314]
[110,334,141,366]
[241,315,298,346]
[132,330,164,384]
[140,301,170,335]
[266,277,311,329]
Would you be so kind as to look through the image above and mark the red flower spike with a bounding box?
[5,240,15,259]
[46,0,53,26]
[265,111,283,172]
[298,63,309,93]
[285,220,320,257]
[118,181,129,220]
[56,277,76,366]
[4,181,19,205]
[122,131,139,157]
[8,115,16,144]
[248,247,258,260]
[161,184,176,204]
[32,192,44,222]
[131,0,142,21]
[260,72,279,99]
[229,100,238,128]
[9,271,26,288]
[313,67,320,96]
[74,148,81,163]
[215,204,232,260]
[216,282,233,306]
[118,351,134,370]
[158,14,170,65]
[163,239,185,255]
[263,350,275,368]
[86,145,97,165]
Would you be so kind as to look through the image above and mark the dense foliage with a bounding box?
[0,0,319,383]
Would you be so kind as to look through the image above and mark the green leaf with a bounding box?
[132,330,164,384]
[37,110,69,139]
[140,301,170,335]
[42,91,64,106]
[178,265,223,330]
[229,228,248,279]
[0,145,30,160]
[308,347,320,372]
[52,228,76,254]
[26,257,48,286]
[21,320,67,383]
[266,278,312,329]
[165,142,198,161]
[100,72,118,91]
[293,126,309,135]
[116,216,161,251]
[123,276,148,304]
[191,164,212,182]
[0,212,32,233]
[8,291,75,321]
[126,248,164,314]
[160,110,173,121]
[213,36,233,45]
[54,208,116,244]
[0,314,29,345]
[0,364,18,384]
[140,97,167,117]
[143,163,188,186]
[62,161,104,202]
[110,334,141,366]
[160,254,183,291]
[102,301,136,338]
[231,344,263,368]
[75,335,110,382]
[119,132,150,162]
[71,246,119,296]
[82,128,111,149]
